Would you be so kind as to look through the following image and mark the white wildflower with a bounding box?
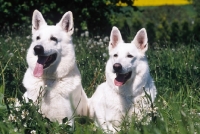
[21,48,25,52]
[30,130,36,134]
[87,39,92,45]
[14,128,18,132]
[93,126,97,131]
[21,110,29,119]
[23,123,27,127]
[163,100,167,109]
[14,98,21,111]
[103,36,109,42]
[21,114,25,119]
[9,53,14,57]
[8,114,15,121]
[193,66,198,70]
[26,35,31,39]
[81,33,84,37]
[97,41,103,45]
[94,35,100,39]
[8,114,17,122]
[85,31,89,37]
[103,53,107,57]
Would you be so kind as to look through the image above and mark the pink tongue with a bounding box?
[114,74,125,86]
[33,56,48,77]
[33,63,44,77]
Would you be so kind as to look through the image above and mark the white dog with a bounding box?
[89,26,157,133]
[22,10,88,125]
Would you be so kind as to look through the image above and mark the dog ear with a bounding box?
[132,28,148,53]
[57,11,74,34]
[109,26,123,49]
[32,10,47,34]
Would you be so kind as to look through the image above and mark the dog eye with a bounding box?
[36,36,40,40]
[114,54,118,57]
[50,36,58,42]
[127,54,133,58]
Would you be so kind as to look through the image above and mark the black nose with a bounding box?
[34,45,44,55]
[113,63,122,73]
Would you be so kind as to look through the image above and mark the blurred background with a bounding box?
[0,0,199,45]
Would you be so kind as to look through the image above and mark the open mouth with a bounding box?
[33,53,57,77]
[42,53,57,69]
[114,71,132,86]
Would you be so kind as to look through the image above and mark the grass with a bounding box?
[0,29,200,134]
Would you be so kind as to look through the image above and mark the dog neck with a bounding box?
[106,78,133,97]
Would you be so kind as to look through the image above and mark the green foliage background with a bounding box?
[1,0,199,44]
[0,0,135,35]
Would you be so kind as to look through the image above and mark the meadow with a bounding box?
[0,28,200,134]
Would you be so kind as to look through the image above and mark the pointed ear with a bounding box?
[109,26,123,49]
[57,11,74,34]
[32,10,47,34]
[132,28,148,53]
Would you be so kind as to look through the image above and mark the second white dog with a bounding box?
[89,26,157,133]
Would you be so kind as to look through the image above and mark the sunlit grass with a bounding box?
[116,0,192,6]
[134,0,192,6]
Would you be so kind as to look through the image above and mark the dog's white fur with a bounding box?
[22,10,88,125]
[89,26,157,133]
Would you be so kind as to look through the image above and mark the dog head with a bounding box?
[26,10,75,78]
[107,26,148,87]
